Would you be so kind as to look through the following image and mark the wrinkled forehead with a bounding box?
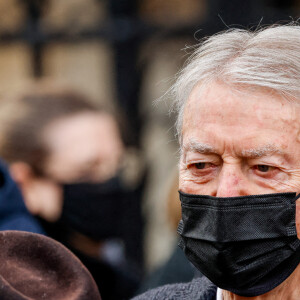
[180,82,300,149]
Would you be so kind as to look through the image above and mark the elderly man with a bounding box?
[134,25,300,299]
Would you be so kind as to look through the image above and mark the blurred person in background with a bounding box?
[0,83,145,300]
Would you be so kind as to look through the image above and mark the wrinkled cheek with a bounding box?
[179,177,197,194]
[296,199,300,239]
[179,176,214,195]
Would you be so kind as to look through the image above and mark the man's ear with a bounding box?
[296,199,300,239]
[9,162,37,214]
[9,162,34,187]
[9,162,40,216]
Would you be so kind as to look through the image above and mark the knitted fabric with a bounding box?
[132,276,217,300]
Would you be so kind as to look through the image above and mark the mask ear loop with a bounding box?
[287,193,300,249]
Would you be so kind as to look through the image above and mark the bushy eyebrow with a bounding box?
[181,140,285,158]
[241,145,284,158]
[181,140,216,155]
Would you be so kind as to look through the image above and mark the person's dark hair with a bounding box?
[0,85,110,175]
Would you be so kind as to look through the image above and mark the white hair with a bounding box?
[171,24,300,139]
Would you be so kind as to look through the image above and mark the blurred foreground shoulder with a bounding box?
[132,276,217,300]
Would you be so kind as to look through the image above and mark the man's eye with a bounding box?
[255,165,271,173]
[195,163,208,169]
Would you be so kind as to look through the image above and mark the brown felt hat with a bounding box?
[0,230,101,300]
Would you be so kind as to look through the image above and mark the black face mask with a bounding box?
[177,191,300,297]
[59,176,126,240]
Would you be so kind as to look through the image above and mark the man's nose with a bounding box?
[215,165,249,197]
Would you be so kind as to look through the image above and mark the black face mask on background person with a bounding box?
[34,175,143,300]
[177,191,300,297]
[59,176,126,240]
[35,171,145,270]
